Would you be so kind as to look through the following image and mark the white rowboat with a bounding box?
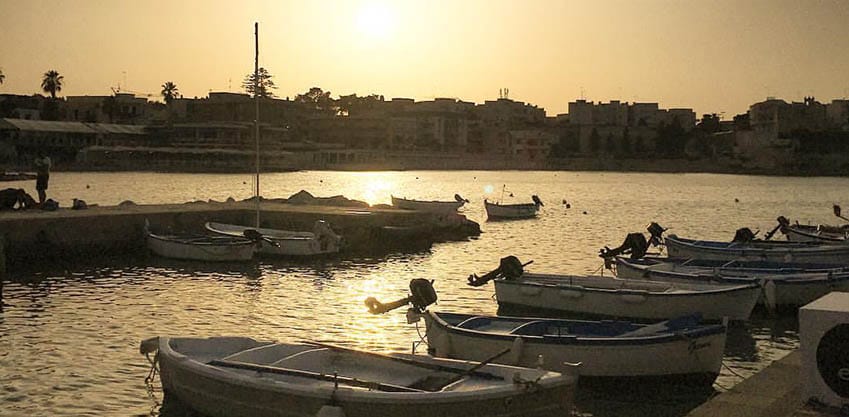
[140,336,578,417]
[484,196,542,220]
[664,234,849,264]
[205,220,342,256]
[391,195,465,214]
[419,311,726,386]
[493,272,760,321]
[145,223,255,262]
[614,256,849,308]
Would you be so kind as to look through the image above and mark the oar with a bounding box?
[208,359,424,393]
[432,347,512,390]
[303,340,503,380]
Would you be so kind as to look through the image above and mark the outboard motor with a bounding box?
[467,255,530,287]
[732,227,757,243]
[454,193,470,203]
[532,195,544,207]
[646,222,666,247]
[599,232,650,263]
[765,215,790,240]
[314,220,342,251]
[365,278,437,314]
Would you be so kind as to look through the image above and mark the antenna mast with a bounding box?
[254,22,260,227]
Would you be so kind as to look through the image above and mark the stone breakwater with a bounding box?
[0,200,481,270]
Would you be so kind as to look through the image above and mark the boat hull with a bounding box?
[150,336,576,417]
[145,233,255,262]
[205,221,342,256]
[782,224,848,243]
[391,196,464,214]
[423,312,725,384]
[615,256,849,307]
[664,234,849,264]
[493,274,759,321]
[484,201,539,219]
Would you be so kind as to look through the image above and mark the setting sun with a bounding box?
[355,2,396,40]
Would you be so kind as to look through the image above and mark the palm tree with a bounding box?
[161,81,179,104]
[41,70,63,99]
[0,69,5,85]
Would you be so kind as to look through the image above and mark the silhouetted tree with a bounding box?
[41,70,63,99]
[0,69,5,85]
[336,93,383,116]
[697,113,721,133]
[655,118,687,156]
[161,81,179,104]
[296,87,336,114]
[242,67,277,98]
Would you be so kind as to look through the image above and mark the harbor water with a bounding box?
[2,170,839,417]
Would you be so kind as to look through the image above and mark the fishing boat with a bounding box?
[365,278,725,386]
[205,23,342,257]
[468,256,760,321]
[144,221,256,262]
[776,206,849,243]
[664,233,849,264]
[418,311,726,386]
[139,335,578,417]
[205,220,342,256]
[391,194,467,214]
[779,222,849,243]
[484,195,543,220]
[614,256,849,308]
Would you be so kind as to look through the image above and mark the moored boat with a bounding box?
[614,256,849,308]
[366,278,724,386]
[145,222,256,262]
[391,194,467,214]
[468,256,760,321]
[664,233,849,264]
[417,310,726,386]
[205,220,342,256]
[140,336,578,417]
[484,195,543,220]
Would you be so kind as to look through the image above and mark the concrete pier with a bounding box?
[687,350,838,417]
[0,201,481,269]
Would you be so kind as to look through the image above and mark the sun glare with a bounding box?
[356,3,396,40]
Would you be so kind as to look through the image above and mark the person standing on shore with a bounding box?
[34,152,51,204]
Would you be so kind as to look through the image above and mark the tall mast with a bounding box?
[254,22,260,228]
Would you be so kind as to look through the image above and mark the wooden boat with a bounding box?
[492,272,760,321]
[391,194,467,214]
[206,220,342,256]
[780,223,849,243]
[484,195,543,220]
[614,256,849,308]
[417,310,726,386]
[139,336,578,417]
[145,223,256,262]
[663,234,849,264]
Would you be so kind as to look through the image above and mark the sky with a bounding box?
[1,0,848,117]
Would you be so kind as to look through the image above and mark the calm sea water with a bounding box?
[2,170,842,417]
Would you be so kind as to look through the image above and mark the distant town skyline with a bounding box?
[1,0,848,118]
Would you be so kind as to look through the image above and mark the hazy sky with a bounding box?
[1,0,848,117]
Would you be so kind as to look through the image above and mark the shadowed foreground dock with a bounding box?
[687,351,838,417]
[0,201,480,269]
